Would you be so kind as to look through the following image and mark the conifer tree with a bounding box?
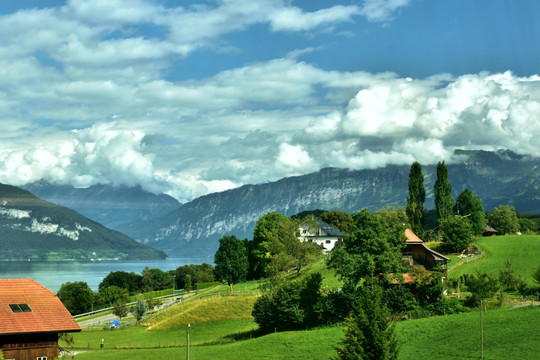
[334,283,399,360]
[406,161,425,236]
[434,161,454,223]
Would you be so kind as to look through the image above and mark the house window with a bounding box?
[37,357,48,360]
[9,304,32,312]
[325,240,331,244]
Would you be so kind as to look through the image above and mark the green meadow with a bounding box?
[63,235,540,359]
[449,235,540,284]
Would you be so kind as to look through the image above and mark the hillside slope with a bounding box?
[0,183,167,260]
[119,150,540,257]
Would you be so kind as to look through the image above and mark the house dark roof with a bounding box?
[0,278,80,335]
[317,220,346,237]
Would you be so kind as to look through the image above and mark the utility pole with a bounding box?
[187,323,190,360]
[480,300,484,359]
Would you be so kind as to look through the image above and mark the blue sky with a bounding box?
[0,0,539,202]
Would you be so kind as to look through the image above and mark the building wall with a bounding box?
[1,333,59,360]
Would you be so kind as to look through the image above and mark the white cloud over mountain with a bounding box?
[0,0,538,202]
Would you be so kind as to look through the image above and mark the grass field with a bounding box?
[449,235,540,284]
[64,306,540,359]
[60,239,540,359]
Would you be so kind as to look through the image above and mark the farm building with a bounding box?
[403,229,450,271]
[298,220,345,253]
[0,278,80,360]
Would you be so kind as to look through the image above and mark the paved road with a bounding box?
[77,296,181,328]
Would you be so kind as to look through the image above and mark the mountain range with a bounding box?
[116,150,539,258]
[0,183,167,261]
[22,181,180,230]
[5,149,539,260]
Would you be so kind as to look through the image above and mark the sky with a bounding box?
[0,0,539,202]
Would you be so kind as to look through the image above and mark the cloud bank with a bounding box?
[0,0,538,202]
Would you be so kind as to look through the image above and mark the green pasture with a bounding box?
[449,235,540,284]
[396,305,540,359]
[64,306,540,359]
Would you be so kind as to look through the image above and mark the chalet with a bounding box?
[298,220,345,253]
[0,278,80,360]
[403,229,450,271]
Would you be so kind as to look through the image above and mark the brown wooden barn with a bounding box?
[0,278,80,360]
[403,229,450,271]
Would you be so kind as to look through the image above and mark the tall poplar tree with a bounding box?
[406,162,425,236]
[434,161,454,223]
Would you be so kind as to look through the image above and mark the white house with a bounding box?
[298,220,345,253]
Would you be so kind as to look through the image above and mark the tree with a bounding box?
[57,281,95,315]
[141,267,172,292]
[532,264,540,285]
[439,216,473,252]
[455,189,486,235]
[250,212,288,278]
[252,273,325,333]
[434,161,454,223]
[466,272,499,359]
[99,285,129,307]
[112,301,129,321]
[214,235,248,292]
[250,212,318,278]
[498,259,517,291]
[334,283,399,360]
[183,274,193,292]
[488,205,519,234]
[321,210,355,235]
[328,209,404,294]
[99,271,142,295]
[376,207,409,248]
[406,161,425,237]
[466,272,499,307]
[132,296,148,323]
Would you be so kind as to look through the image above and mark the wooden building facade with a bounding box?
[0,279,80,360]
[403,229,450,271]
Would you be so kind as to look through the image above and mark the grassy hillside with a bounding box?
[449,235,540,284]
[146,294,259,331]
[397,306,540,359]
[65,306,540,359]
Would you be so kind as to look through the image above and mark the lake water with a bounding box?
[0,258,210,293]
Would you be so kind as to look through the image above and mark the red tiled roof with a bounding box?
[389,273,416,284]
[404,228,423,243]
[0,278,80,335]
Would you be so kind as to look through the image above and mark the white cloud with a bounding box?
[359,0,412,22]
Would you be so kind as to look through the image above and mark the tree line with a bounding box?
[57,263,215,315]
[406,161,538,252]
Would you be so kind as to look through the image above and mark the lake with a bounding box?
[0,257,210,293]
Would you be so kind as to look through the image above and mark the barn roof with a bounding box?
[404,229,451,262]
[404,228,423,243]
[0,278,80,335]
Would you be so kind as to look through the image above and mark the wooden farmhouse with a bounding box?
[0,278,80,360]
[298,220,345,253]
[403,229,450,271]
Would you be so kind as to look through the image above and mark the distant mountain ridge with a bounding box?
[22,181,181,230]
[118,150,540,258]
[0,183,167,261]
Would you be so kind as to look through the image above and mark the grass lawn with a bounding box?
[65,306,540,359]
[449,235,540,284]
[396,306,540,359]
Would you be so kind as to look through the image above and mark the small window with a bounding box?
[37,357,48,360]
[9,304,32,313]
[325,240,331,244]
